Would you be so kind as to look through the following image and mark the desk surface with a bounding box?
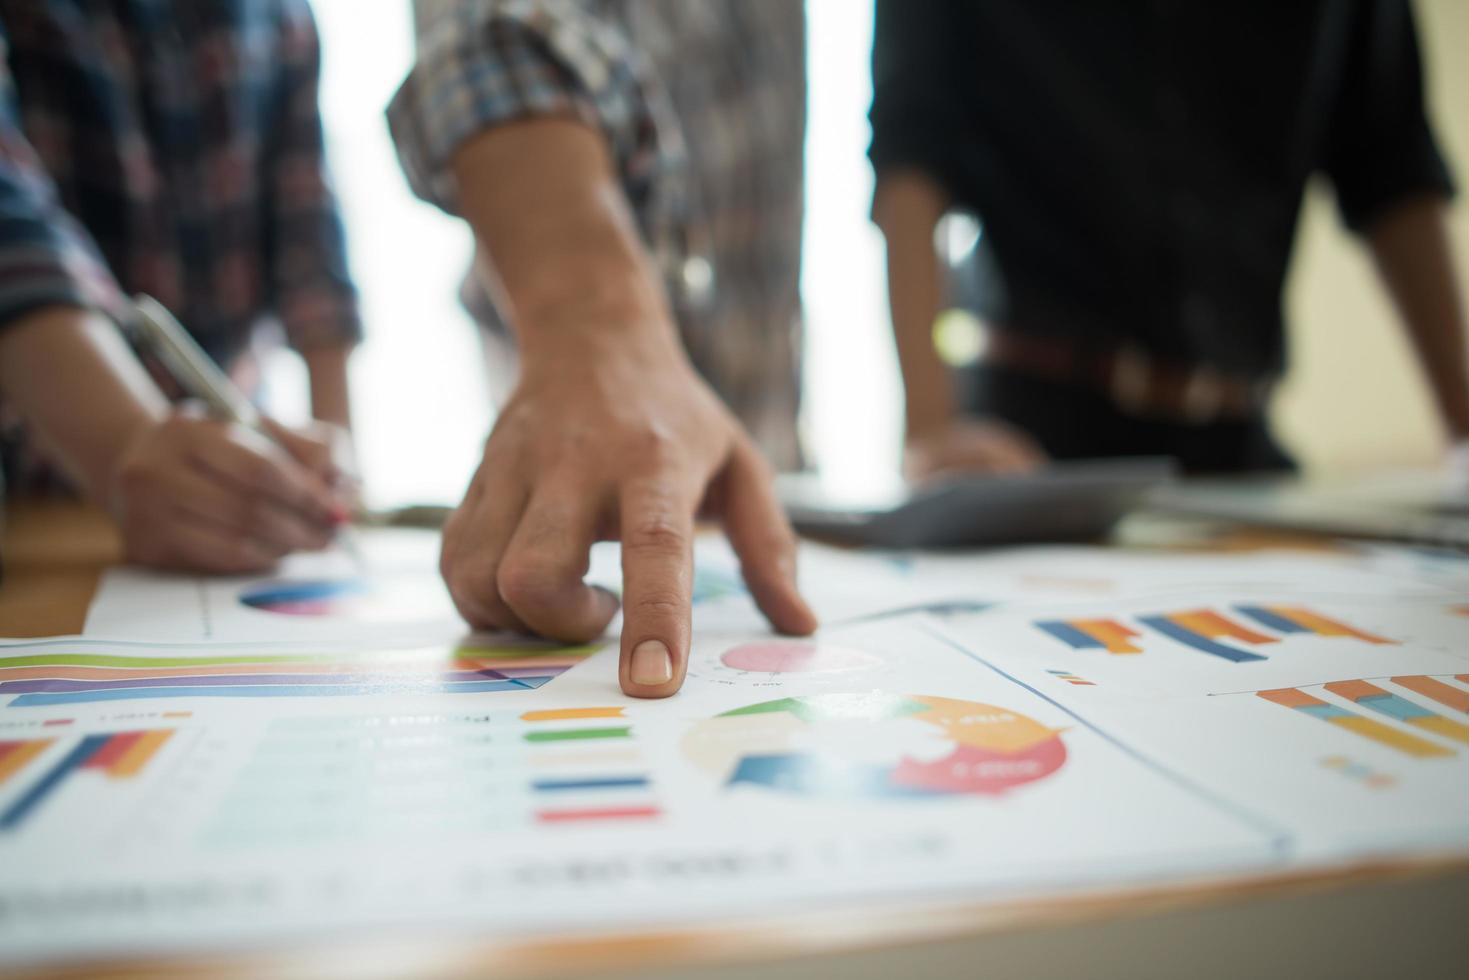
[2,501,1465,980]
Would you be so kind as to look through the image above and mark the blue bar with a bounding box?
[1356,693,1434,723]
[1298,702,1354,721]
[1138,616,1268,663]
[1235,606,1309,634]
[9,678,539,706]
[530,776,650,792]
[1036,621,1102,650]
[0,734,108,831]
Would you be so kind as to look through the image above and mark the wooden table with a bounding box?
[2,501,1466,980]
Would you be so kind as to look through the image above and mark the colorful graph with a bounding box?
[1323,680,1469,746]
[719,641,880,674]
[0,729,174,831]
[684,693,1067,799]
[519,707,659,824]
[239,578,370,616]
[198,708,659,845]
[1257,680,1459,759]
[1138,610,1276,663]
[1036,619,1142,654]
[1236,606,1392,644]
[1046,669,1095,687]
[1038,606,1395,662]
[0,738,53,787]
[0,641,599,707]
[1392,675,1469,714]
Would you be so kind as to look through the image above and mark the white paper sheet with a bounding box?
[7,539,1466,964]
[82,528,468,645]
[1,618,1287,963]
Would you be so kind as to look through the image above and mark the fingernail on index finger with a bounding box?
[630,639,673,686]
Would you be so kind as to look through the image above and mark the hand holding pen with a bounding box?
[113,296,354,573]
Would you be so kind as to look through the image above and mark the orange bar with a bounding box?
[0,739,52,786]
[1171,610,1277,645]
[1074,619,1142,654]
[1269,607,1393,645]
[1324,679,1388,702]
[109,730,174,778]
[1391,676,1469,714]
[1257,687,1320,709]
[520,707,626,722]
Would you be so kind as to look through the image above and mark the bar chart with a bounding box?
[1256,674,1469,759]
[201,707,660,847]
[0,729,175,831]
[1037,606,1396,663]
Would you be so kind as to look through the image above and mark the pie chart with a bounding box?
[719,641,879,674]
[683,693,1067,799]
[239,579,371,617]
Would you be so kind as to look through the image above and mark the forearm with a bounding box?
[874,169,956,440]
[303,344,353,430]
[1368,194,1469,440]
[0,305,167,499]
[450,119,672,359]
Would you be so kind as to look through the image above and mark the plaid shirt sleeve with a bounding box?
[266,0,363,352]
[386,0,663,216]
[0,25,121,333]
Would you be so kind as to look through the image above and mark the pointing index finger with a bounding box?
[617,476,696,698]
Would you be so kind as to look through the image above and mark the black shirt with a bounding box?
[868,0,1455,378]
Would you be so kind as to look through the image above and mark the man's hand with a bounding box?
[439,119,815,698]
[904,417,1047,484]
[107,408,347,573]
[439,329,817,699]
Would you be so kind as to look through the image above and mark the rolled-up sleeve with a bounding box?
[1323,0,1456,233]
[0,25,119,332]
[386,0,662,215]
[266,0,362,353]
[867,0,970,196]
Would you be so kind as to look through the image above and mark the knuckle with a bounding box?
[629,423,683,468]
[629,588,686,620]
[451,559,501,608]
[625,514,688,556]
[497,557,564,611]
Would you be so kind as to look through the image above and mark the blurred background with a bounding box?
[273,0,1469,508]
